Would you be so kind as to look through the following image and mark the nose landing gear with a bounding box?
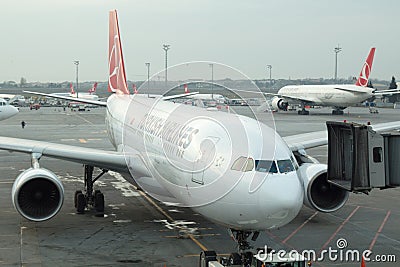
[223,229,260,266]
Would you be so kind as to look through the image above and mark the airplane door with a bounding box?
[191,137,218,185]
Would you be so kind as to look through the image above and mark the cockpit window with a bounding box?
[231,157,254,172]
[290,155,299,170]
[255,160,278,173]
[277,159,295,173]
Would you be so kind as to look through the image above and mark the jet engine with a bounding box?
[271,97,289,111]
[298,163,348,213]
[12,168,64,221]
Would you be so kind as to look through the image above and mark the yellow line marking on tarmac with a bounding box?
[183,253,231,258]
[164,233,221,238]
[189,234,208,251]
[135,188,209,251]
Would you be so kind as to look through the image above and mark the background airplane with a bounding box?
[51,83,99,100]
[0,98,19,121]
[184,84,226,104]
[270,48,399,115]
[1,10,400,257]
[0,94,26,106]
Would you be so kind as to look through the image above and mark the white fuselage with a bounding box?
[70,93,99,101]
[279,85,374,107]
[0,99,19,121]
[189,94,226,104]
[104,94,303,230]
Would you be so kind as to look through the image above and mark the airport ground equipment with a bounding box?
[327,121,400,193]
[199,249,310,267]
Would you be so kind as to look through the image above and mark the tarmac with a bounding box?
[0,104,399,266]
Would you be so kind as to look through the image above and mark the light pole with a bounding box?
[209,63,214,99]
[334,45,342,82]
[73,60,79,97]
[266,64,272,88]
[163,44,170,89]
[145,62,150,97]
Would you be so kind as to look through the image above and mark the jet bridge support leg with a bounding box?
[74,165,108,215]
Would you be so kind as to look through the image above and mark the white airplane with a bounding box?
[1,10,400,252]
[271,48,397,115]
[0,98,19,121]
[52,83,100,100]
[0,94,26,106]
[184,84,226,104]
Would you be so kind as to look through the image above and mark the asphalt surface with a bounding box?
[0,104,399,266]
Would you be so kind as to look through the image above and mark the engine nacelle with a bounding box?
[271,97,289,111]
[12,168,64,222]
[298,163,349,213]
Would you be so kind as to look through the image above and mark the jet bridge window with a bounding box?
[277,159,295,173]
[231,156,254,172]
[255,160,278,173]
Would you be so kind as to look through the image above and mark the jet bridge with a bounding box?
[327,121,400,193]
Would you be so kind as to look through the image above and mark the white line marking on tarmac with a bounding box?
[109,171,141,197]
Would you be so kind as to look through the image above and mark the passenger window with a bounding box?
[277,159,294,173]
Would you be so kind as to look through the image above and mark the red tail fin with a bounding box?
[184,84,189,94]
[70,83,75,94]
[108,10,129,95]
[89,82,98,94]
[355,48,375,87]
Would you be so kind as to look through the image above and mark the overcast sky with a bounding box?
[1,0,399,83]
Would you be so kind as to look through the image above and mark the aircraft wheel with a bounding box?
[74,190,82,208]
[228,252,242,265]
[94,191,105,213]
[76,192,86,214]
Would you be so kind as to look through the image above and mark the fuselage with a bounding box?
[189,94,226,104]
[279,84,374,107]
[0,99,19,121]
[104,94,303,230]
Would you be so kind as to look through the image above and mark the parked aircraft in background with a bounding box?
[51,83,99,100]
[2,10,400,256]
[0,94,26,106]
[0,98,19,121]
[271,48,400,115]
[69,82,99,100]
[184,84,226,104]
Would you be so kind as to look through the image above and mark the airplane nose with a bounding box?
[12,106,19,115]
[259,173,303,227]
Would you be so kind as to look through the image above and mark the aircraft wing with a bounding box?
[373,90,400,96]
[277,94,315,103]
[23,90,107,107]
[0,136,128,172]
[333,86,368,93]
[162,91,199,101]
[284,121,400,151]
[226,89,315,103]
